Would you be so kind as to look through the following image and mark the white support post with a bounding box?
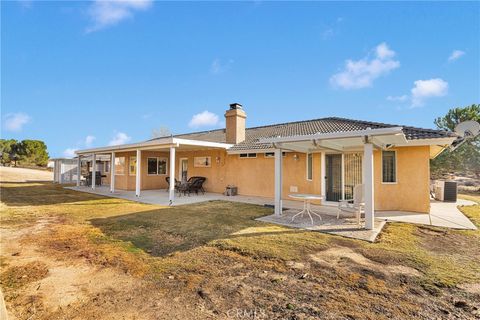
[341,153,345,200]
[169,147,176,205]
[320,152,326,204]
[91,154,96,190]
[110,152,115,193]
[274,148,283,216]
[363,143,374,230]
[135,149,141,197]
[76,156,81,187]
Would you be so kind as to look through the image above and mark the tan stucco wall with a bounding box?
[374,146,430,213]
[107,146,430,213]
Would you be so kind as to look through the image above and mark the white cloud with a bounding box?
[108,132,132,146]
[3,112,31,132]
[63,148,78,158]
[210,59,233,74]
[85,135,96,147]
[375,42,396,60]
[86,0,153,33]
[188,111,220,128]
[411,78,448,107]
[386,95,408,102]
[330,42,400,89]
[448,50,465,62]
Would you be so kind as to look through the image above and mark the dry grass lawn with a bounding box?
[1,167,479,319]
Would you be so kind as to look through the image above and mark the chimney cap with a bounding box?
[229,103,243,110]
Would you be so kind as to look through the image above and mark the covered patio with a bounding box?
[260,127,408,231]
[75,136,233,205]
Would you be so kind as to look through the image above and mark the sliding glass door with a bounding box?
[325,153,363,202]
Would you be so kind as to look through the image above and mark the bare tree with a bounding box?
[151,126,171,139]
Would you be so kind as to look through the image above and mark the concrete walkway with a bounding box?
[376,199,477,230]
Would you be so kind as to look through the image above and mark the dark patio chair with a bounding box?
[165,177,181,193]
[186,177,206,195]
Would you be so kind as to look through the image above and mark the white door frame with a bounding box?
[179,157,188,181]
[323,151,363,206]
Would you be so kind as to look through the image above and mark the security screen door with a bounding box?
[325,153,363,202]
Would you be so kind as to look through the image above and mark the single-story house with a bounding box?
[75,103,457,230]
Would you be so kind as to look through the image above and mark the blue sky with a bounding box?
[2,1,479,158]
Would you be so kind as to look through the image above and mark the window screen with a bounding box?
[382,151,396,183]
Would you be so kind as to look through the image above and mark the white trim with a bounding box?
[91,153,96,190]
[179,158,188,181]
[146,157,168,175]
[306,153,313,181]
[135,150,141,197]
[169,147,176,204]
[110,152,115,193]
[401,137,456,146]
[76,156,81,187]
[274,149,283,216]
[320,152,326,203]
[381,150,397,184]
[364,143,374,230]
[341,153,345,200]
[76,137,232,155]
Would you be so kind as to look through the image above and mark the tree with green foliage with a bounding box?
[17,140,49,167]
[431,104,480,177]
[0,139,49,167]
[0,139,19,166]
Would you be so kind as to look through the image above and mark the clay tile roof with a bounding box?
[153,117,454,152]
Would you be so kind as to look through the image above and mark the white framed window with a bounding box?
[306,153,313,181]
[147,157,168,175]
[114,157,125,175]
[158,158,167,174]
[239,153,257,158]
[382,150,397,183]
[129,156,137,175]
[264,152,287,158]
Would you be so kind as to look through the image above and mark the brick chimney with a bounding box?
[225,103,246,144]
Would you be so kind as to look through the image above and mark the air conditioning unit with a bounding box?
[435,180,457,202]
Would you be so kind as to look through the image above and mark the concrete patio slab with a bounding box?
[257,209,386,242]
[376,199,477,230]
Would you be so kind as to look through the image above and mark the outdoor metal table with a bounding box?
[288,194,324,225]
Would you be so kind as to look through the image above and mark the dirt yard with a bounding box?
[1,167,479,319]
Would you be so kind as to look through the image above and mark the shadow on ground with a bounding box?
[90,200,296,256]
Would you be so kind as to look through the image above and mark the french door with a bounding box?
[325,153,363,202]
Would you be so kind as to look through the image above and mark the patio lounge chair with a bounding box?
[337,184,365,227]
[186,176,206,195]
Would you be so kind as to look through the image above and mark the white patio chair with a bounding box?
[337,184,365,227]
